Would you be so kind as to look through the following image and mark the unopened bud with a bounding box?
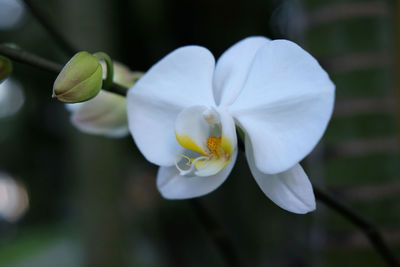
[52,51,102,103]
[66,91,128,137]
[65,61,142,138]
[0,56,12,83]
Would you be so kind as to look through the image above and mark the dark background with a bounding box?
[0,0,399,266]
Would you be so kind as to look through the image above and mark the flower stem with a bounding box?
[0,45,128,96]
[235,130,398,266]
[93,52,114,90]
[0,44,63,73]
[314,188,400,267]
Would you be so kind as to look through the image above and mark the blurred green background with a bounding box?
[0,0,399,266]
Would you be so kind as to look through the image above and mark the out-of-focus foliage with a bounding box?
[0,55,12,82]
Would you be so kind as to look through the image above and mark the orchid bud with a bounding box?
[65,61,142,138]
[0,56,12,83]
[52,51,102,103]
[67,90,128,138]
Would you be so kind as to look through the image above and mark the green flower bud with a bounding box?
[65,61,142,138]
[52,51,103,103]
[0,55,13,83]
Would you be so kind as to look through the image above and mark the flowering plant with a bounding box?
[127,36,335,214]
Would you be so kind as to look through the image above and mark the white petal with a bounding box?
[175,105,212,155]
[68,91,129,138]
[213,36,270,106]
[65,103,83,112]
[127,46,216,166]
[231,39,335,174]
[157,150,238,199]
[245,137,315,214]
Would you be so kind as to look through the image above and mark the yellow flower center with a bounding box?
[173,106,235,177]
[206,136,222,157]
[175,133,232,177]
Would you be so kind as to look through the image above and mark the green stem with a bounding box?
[0,44,63,73]
[93,52,114,90]
[0,45,128,96]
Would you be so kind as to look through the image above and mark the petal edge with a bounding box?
[231,39,335,174]
[127,46,216,166]
[213,36,270,106]
[246,137,316,214]
[157,150,238,199]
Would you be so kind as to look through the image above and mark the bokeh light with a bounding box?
[0,79,25,118]
[0,0,25,30]
[0,172,29,223]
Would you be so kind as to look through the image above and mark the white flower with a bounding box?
[127,37,335,214]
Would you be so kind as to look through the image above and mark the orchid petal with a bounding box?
[213,36,270,106]
[65,102,83,112]
[67,91,128,138]
[231,40,335,174]
[245,137,315,213]
[127,46,216,166]
[157,150,238,199]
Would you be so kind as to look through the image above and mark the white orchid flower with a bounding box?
[66,62,142,138]
[127,36,335,214]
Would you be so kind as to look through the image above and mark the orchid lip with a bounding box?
[174,106,234,177]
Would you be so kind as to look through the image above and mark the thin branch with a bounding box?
[236,147,398,265]
[0,45,127,96]
[189,199,240,267]
[314,187,400,267]
[22,0,77,56]
[0,45,63,73]
[1,46,398,267]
